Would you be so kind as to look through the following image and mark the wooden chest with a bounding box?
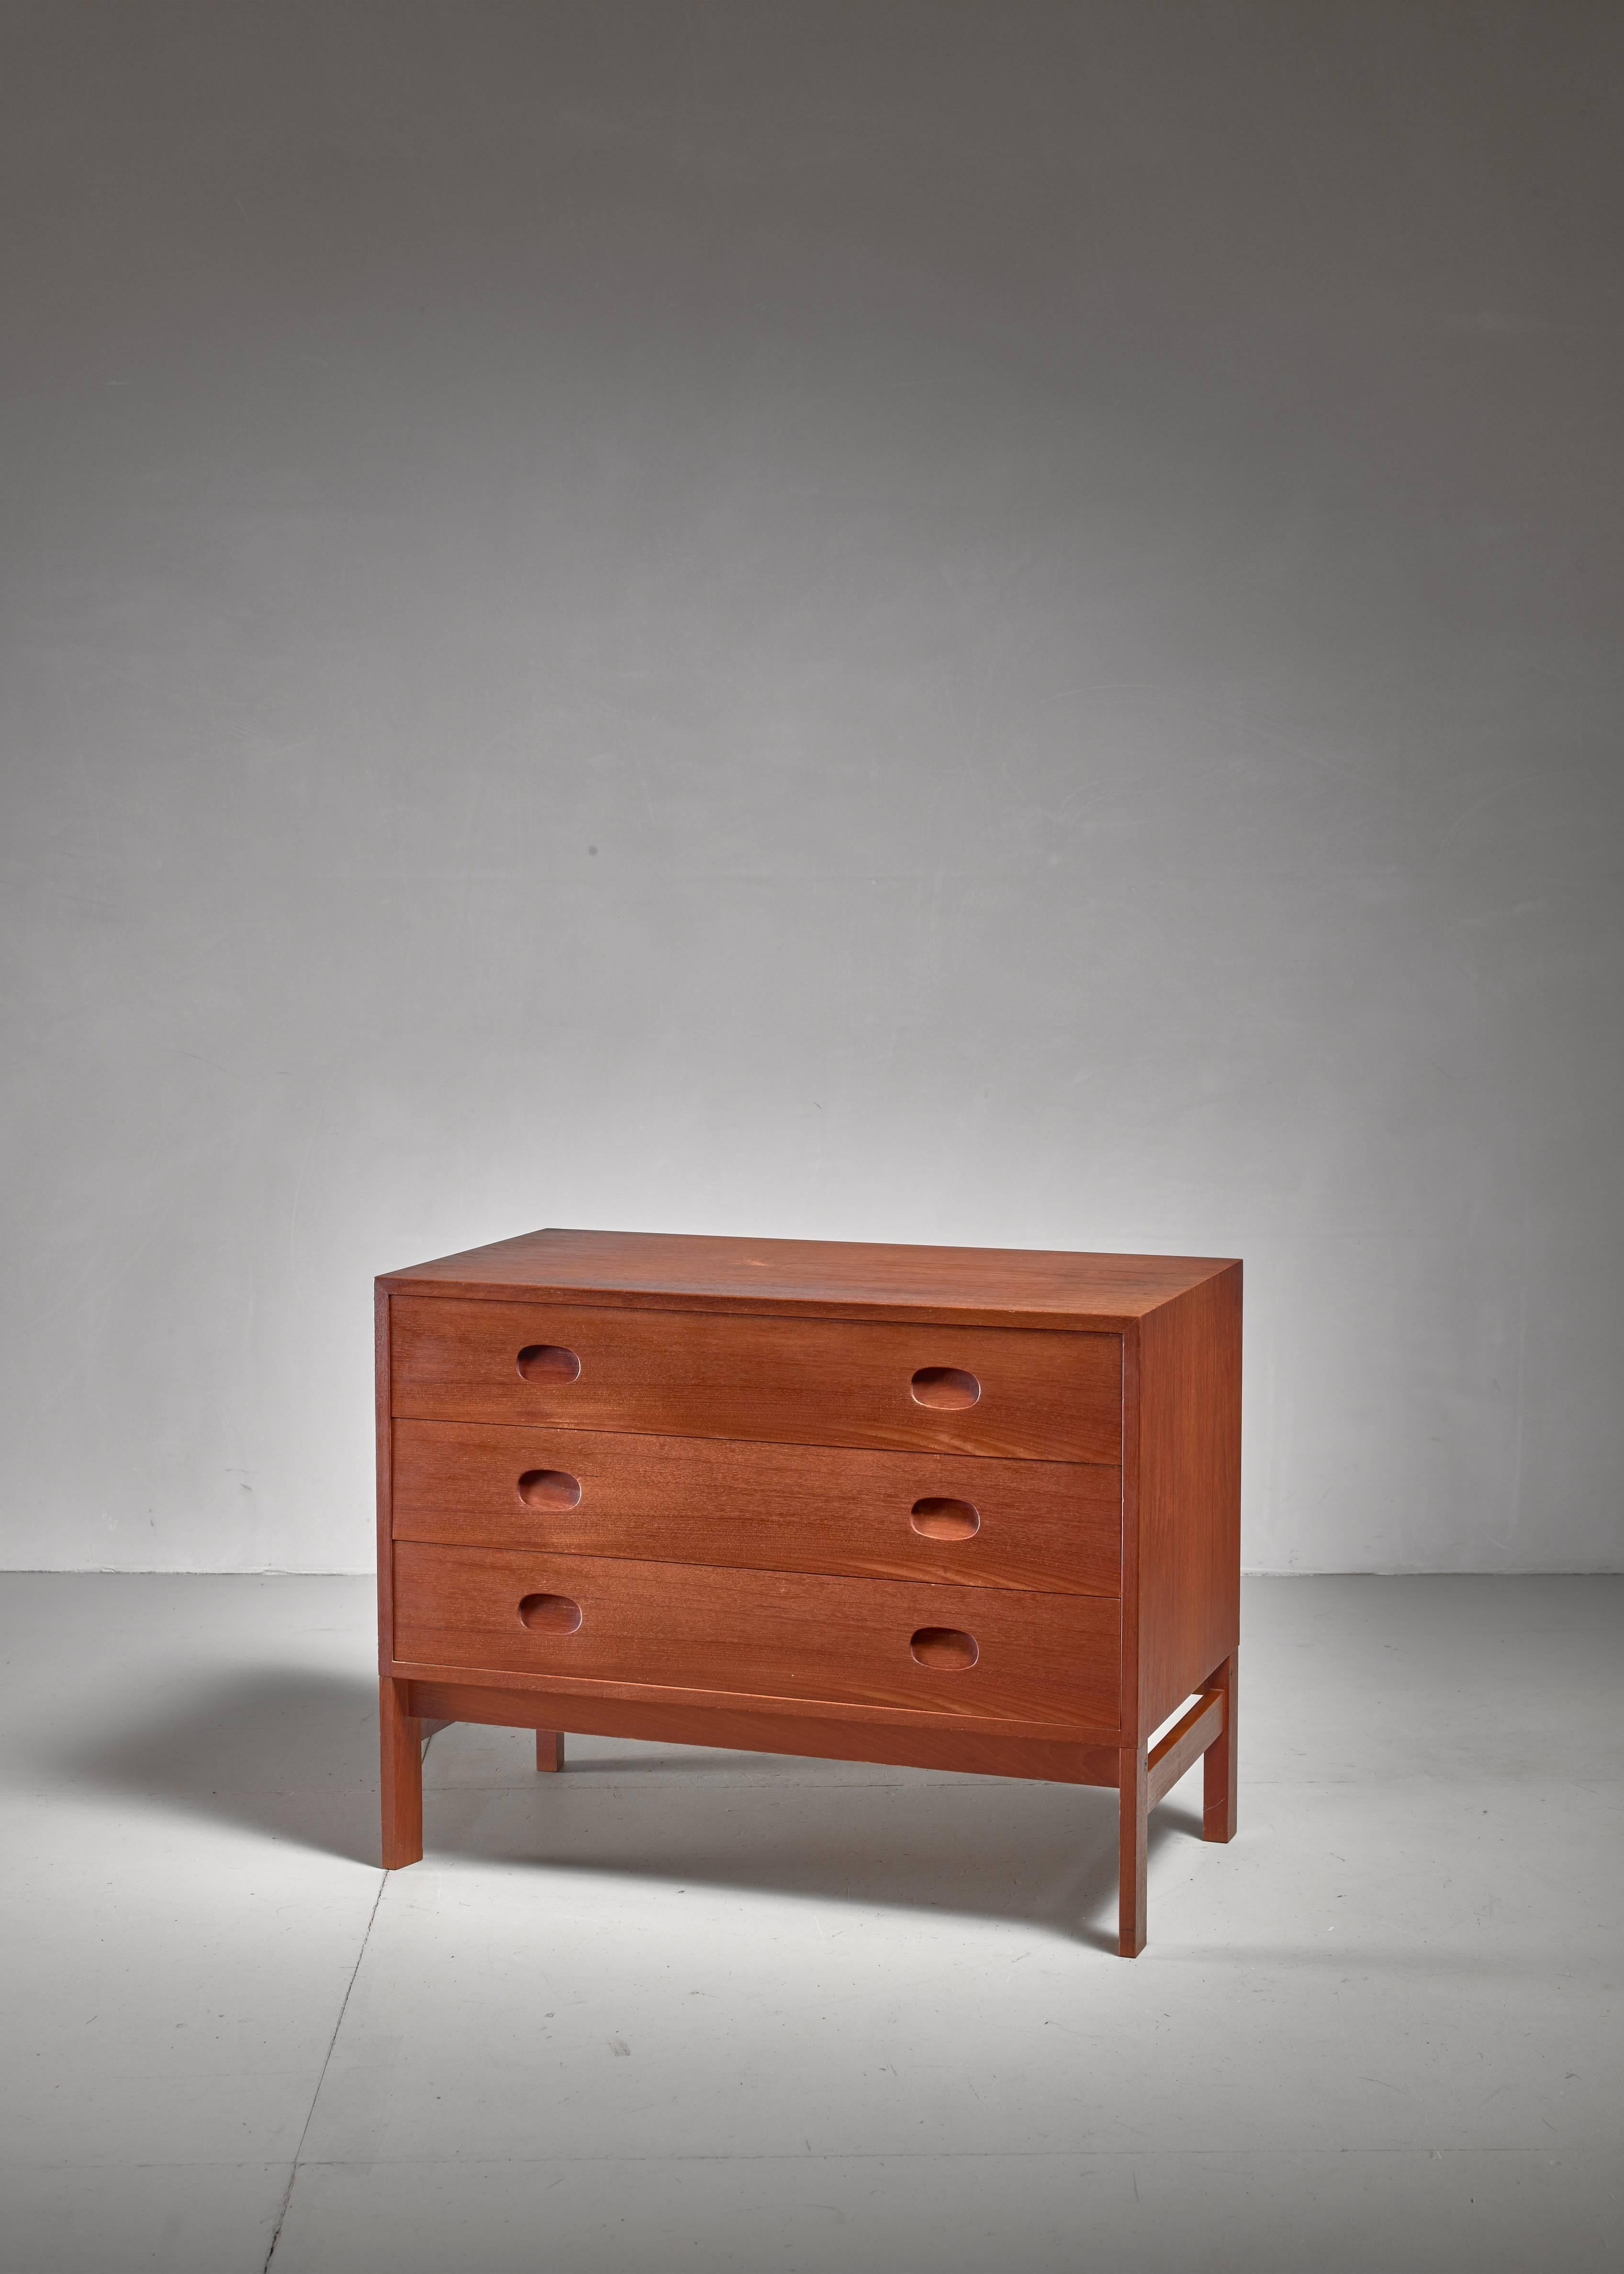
[376,1228,1240,1955]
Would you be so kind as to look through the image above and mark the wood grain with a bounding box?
[381,1226,1242,1331]
[1203,1649,1237,1842]
[392,1419,1122,1596]
[392,1542,1122,1730]
[391,1298,1122,1463]
[1132,1261,1243,1733]
[380,1676,423,1868]
[375,1227,1243,1954]
[1120,1317,1142,1754]
[1119,1744,1147,1957]
[375,1287,395,1665]
[391,1654,1125,1744]
[1146,1688,1224,1810]
[405,1678,1122,1788]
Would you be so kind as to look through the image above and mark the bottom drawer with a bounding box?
[392,1543,1121,1732]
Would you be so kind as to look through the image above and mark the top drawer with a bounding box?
[389,1296,1121,1464]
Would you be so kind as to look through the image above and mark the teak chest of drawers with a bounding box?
[377,1228,1241,1955]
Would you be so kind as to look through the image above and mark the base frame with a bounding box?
[379,1653,1237,1956]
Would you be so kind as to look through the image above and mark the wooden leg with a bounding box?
[1202,1650,1238,1844]
[536,1728,564,1773]
[380,1677,424,1869]
[1119,1743,1147,1957]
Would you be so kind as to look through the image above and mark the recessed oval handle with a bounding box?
[909,1625,978,1670]
[516,1344,581,1385]
[518,1592,582,1633]
[910,1496,980,1541]
[517,1468,582,1510]
[910,1365,980,1410]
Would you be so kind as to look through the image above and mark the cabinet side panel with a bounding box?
[1136,1263,1242,1732]
[1120,1323,1141,1746]
[376,1283,395,1670]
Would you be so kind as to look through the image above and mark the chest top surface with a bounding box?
[379,1227,1238,1333]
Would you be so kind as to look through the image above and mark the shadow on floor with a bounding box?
[427,1727,1206,1952]
[431,1778,1203,1953]
[46,1665,385,1868]
[46,1664,1205,1945]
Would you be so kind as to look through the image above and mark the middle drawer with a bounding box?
[392,1420,1121,1597]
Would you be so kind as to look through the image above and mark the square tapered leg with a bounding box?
[380,1677,424,1868]
[1203,1651,1237,1843]
[536,1729,564,1773]
[1119,1744,1147,1957]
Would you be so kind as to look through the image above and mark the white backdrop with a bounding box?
[3,3,1620,1574]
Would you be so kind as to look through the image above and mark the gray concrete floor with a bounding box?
[0,1575,1618,2274]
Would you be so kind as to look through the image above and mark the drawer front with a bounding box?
[392,1420,1121,1597]
[392,1542,1122,1731]
[389,1297,1121,1463]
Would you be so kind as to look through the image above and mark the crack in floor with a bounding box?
[261,1869,389,2272]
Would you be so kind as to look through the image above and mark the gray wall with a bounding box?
[3,1,1620,1574]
